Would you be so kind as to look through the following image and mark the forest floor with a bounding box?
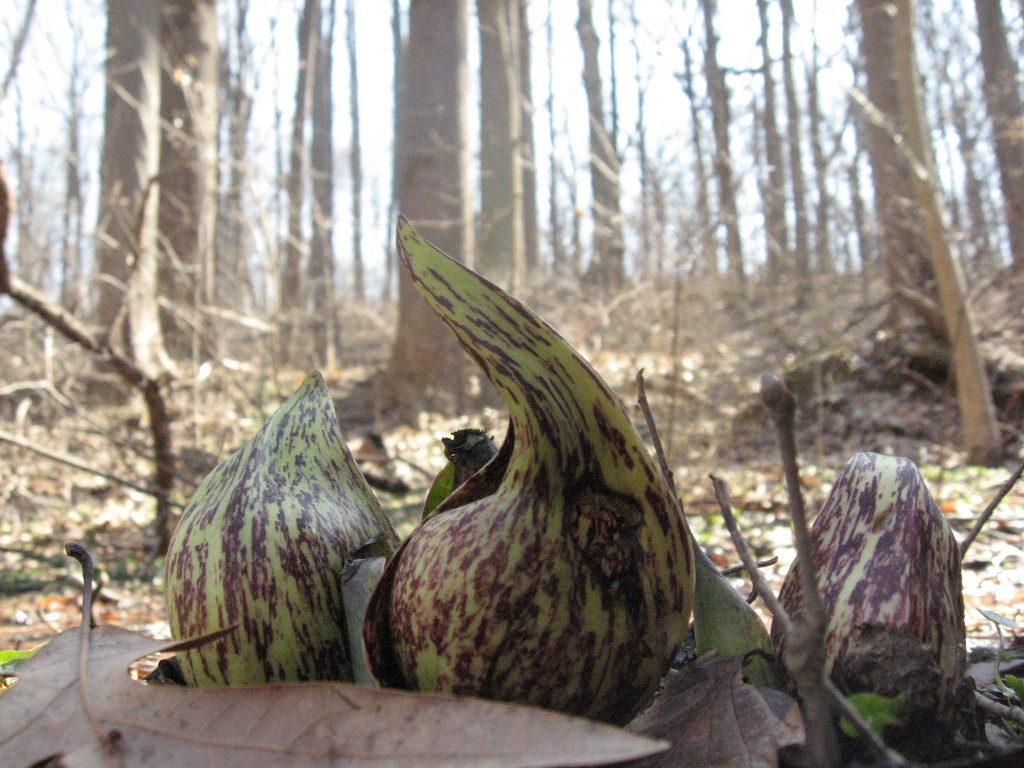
[1,271,1023,687]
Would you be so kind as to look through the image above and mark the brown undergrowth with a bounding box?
[1,270,1022,680]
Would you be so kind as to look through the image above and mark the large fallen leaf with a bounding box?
[627,656,804,768]
[0,625,667,768]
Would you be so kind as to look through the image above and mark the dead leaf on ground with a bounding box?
[0,624,667,768]
[627,656,804,768]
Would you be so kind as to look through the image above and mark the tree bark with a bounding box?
[756,0,788,281]
[856,0,934,302]
[973,0,1024,273]
[807,29,832,275]
[890,0,1002,465]
[700,0,744,286]
[280,0,320,361]
[387,0,472,414]
[577,0,624,288]
[347,0,365,301]
[517,0,540,275]
[545,0,565,274]
[157,0,219,357]
[680,34,715,278]
[308,0,337,368]
[478,0,523,288]
[218,0,254,313]
[95,0,170,378]
[780,0,809,290]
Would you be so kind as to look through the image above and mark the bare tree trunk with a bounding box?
[856,0,933,308]
[387,0,471,414]
[629,0,651,279]
[780,0,809,294]
[849,101,873,302]
[280,0,320,362]
[308,0,337,369]
[700,0,744,287]
[680,34,715,278]
[60,22,86,313]
[0,0,37,109]
[757,0,788,282]
[577,0,624,288]
[607,0,619,153]
[807,29,832,275]
[478,0,523,288]
[545,0,565,274]
[347,0,365,301]
[218,0,253,313]
[157,0,219,358]
[96,0,171,378]
[891,0,1002,465]
[974,0,1024,273]
[386,0,405,304]
[517,0,540,275]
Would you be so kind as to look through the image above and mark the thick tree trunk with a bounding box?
[700,0,744,286]
[891,0,1002,466]
[280,0,320,361]
[808,32,832,274]
[545,0,565,274]
[517,0,539,275]
[680,35,715,278]
[780,0,809,290]
[157,0,218,357]
[308,0,337,369]
[478,0,523,288]
[857,0,934,301]
[756,0,788,281]
[218,0,254,313]
[387,0,471,414]
[95,0,170,378]
[973,0,1024,273]
[577,0,624,288]
[347,0,365,301]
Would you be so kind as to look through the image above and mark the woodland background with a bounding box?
[0,0,1023,661]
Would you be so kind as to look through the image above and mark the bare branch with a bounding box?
[0,428,184,509]
[0,0,37,108]
[0,162,179,554]
[960,458,1024,558]
[711,474,907,766]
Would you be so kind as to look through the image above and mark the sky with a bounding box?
[0,0,896,301]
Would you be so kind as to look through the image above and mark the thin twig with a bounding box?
[760,373,828,632]
[762,373,913,765]
[65,543,119,751]
[636,369,722,577]
[722,556,778,576]
[0,166,179,554]
[0,428,184,509]
[710,475,908,766]
[960,458,1024,558]
[635,369,678,497]
[974,691,1024,728]
[710,476,791,632]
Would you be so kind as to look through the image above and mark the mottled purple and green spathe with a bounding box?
[165,372,398,686]
[363,218,694,725]
[772,452,966,725]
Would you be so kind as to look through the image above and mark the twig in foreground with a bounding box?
[0,428,184,509]
[960,457,1024,558]
[65,543,120,752]
[974,690,1024,728]
[710,476,907,767]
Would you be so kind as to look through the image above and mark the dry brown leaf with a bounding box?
[0,625,666,768]
[626,656,804,768]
